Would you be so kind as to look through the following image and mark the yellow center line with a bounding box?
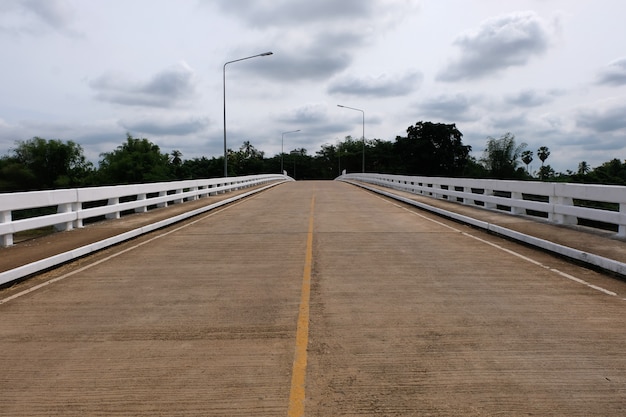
[288,195,315,417]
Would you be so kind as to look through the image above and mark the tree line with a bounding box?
[1,122,625,192]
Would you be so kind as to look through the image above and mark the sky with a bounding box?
[1,0,626,175]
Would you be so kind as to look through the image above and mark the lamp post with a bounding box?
[337,104,365,173]
[223,51,273,177]
[281,129,300,174]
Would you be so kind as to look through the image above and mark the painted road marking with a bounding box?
[288,195,315,417]
[382,197,622,299]
[0,199,250,305]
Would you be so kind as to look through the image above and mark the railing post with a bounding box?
[511,192,524,215]
[135,193,148,213]
[157,191,168,208]
[485,186,496,210]
[464,187,474,205]
[553,195,576,225]
[55,203,74,232]
[173,189,184,204]
[106,197,121,219]
[189,186,199,201]
[434,184,443,200]
[1,209,13,247]
[619,203,626,237]
[73,202,84,228]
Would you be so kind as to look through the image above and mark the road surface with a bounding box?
[1,181,625,416]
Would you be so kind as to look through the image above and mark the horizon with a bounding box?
[1,1,625,174]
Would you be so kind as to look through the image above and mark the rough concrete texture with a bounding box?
[1,181,625,416]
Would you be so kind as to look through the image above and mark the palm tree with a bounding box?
[537,146,550,166]
[170,150,183,166]
[521,150,533,174]
[577,161,590,175]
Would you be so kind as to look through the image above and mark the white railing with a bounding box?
[338,173,626,237]
[0,174,292,247]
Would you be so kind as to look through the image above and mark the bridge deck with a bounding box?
[1,181,626,416]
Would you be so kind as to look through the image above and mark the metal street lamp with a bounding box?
[337,104,365,173]
[223,51,273,177]
[281,129,300,174]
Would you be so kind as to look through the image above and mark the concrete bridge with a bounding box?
[1,179,626,416]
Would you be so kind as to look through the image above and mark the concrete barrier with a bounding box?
[0,174,291,247]
[338,173,626,237]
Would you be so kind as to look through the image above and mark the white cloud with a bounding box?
[90,62,198,108]
[210,0,413,29]
[438,11,553,82]
[328,71,423,97]
[215,0,418,83]
[416,93,481,122]
[119,116,210,136]
[276,103,329,125]
[577,100,626,133]
[504,89,562,108]
[597,58,626,86]
[0,0,79,36]
[2,1,626,174]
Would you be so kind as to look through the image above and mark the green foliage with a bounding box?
[580,159,626,185]
[228,141,267,176]
[480,133,527,179]
[393,122,471,176]
[462,156,489,178]
[537,146,550,164]
[97,134,173,184]
[521,150,533,173]
[5,124,626,189]
[334,135,364,174]
[537,165,556,180]
[0,158,38,191]
[0,137,93,191]
[577,161,590,175]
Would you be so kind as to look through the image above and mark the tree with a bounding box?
[180,156,223,179]
[537,146,550,166]
[286,148,314,179]
[536,146,551,180]
[97,134,173,184]
[480,133,526,179]
[365,138,395,174]
[315,143,341,178]
[170,150,183,166]
[169,150,185,179]
[332,136,363,174]
[393,121,471,176]
[537,164,555,181]
[521,150,533,174]
[229,141,266,176]
[584,158,626,185]
[0,157,38,191]
[577,161,590,175]
[1,137,93,191]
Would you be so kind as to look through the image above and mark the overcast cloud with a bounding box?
[90,63,198,108]
[438,11,553,81]
[1,0,626,173]
[597,58,626,86]
[328,71,423,97]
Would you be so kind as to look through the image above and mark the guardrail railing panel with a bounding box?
[0,174,291,247]
[338,173,626,238]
